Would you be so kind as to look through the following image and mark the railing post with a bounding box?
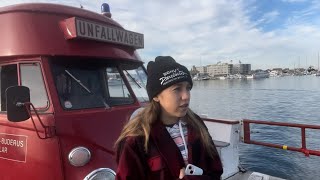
[301,127,306,149]
[300,127,310,156]
[243,120,251,144]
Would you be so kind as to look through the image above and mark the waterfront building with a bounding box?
[207,63,233,76]
[232,64,251,75]
[195,66,207,74]
[193,62,251,77]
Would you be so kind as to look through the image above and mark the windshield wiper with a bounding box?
[124,70,142,88]
[65,70,91,93]
[64,70,110,109]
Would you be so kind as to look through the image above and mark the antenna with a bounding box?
[77,0,83,8]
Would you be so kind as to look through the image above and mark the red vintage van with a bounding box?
[0,3,147,179]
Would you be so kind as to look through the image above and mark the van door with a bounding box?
[0,62,63,180]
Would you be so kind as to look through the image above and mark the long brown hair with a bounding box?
[114,101,218,159]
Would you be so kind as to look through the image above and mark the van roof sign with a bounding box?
[62,17,144,49]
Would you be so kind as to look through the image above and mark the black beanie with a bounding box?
[146,56,193,101]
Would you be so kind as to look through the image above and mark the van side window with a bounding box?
[0,64,18,111]
[20,63,49,109]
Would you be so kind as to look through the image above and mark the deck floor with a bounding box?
[226,171,285,180]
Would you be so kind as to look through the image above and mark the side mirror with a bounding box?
[6,86,31,122]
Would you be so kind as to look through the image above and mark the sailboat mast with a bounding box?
[318,52,319,71]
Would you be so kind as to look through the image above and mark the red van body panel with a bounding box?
[0,3,145,179]
[0,114,64,179]
[0,3,140,60]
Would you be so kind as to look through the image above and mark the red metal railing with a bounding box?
[242,119,320,157]
[203,118,239,125]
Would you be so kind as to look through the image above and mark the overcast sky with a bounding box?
[2,0,320,69]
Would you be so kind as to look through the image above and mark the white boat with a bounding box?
[245,74,254,79]
[253,71,269,78]
[269,70,282,77]
[193,73,210,80]
[246,71,269,79]
[234,74,244,79]
[227,74,235,79]
[192,73,201,81]
[201,76,210,80]
[193,76,200,81]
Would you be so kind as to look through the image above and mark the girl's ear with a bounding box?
[153,97,159,102]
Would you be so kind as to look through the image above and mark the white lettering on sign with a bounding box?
[159,68,188,85]
[1,138,24,148]
[0,133,27,163]
[75,18,144,49]
[0,147,7,153]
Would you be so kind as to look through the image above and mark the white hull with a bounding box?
[205,119,284,180]
[246,75,253,79]
[246,72,269,79]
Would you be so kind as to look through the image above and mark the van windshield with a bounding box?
[50,58,146,110]
[123,66,149,102]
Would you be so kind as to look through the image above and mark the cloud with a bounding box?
[101,0,320,69]
[254,10,280,26]
[1,0,320,69]
[281,0,308,3]
[286,1,320,26]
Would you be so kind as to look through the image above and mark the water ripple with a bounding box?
[190,76,320,180]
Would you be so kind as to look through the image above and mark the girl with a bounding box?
[115,56,223,180]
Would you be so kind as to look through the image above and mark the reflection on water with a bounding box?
[190,76,320,180]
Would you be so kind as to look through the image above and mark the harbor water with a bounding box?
[190,76,320,180]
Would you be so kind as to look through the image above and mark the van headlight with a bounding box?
[84,168,116,180]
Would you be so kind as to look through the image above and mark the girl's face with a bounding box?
[154,81,191,123]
